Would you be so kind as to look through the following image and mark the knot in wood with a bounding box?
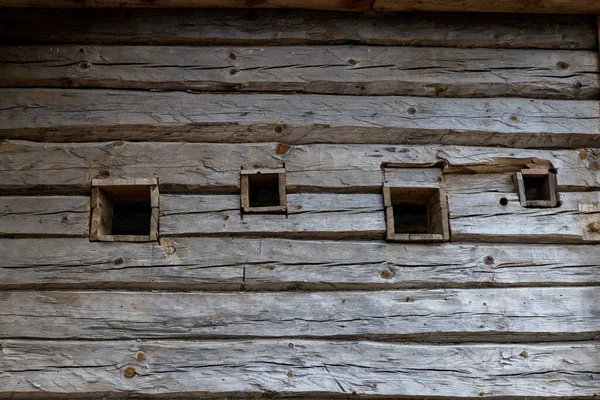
[124,367,136,379]
[589,222,600,232]
[136,352,146,361]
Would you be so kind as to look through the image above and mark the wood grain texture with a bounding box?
[0,196,89,237]
[1,339,598,397]
[2,90,599,148]
[0,238,243,290]
[1,141,597,194]
[373,0,600,13]
[160,193,385,238]
[0,0,372,10]
[159,191,600,243]
[1,45,597,99]
[449,191,600,243]
[1,9,596,49]
[0,287,597,341]
[1,237,597,289]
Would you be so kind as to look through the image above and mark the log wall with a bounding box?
[0,8,598,399]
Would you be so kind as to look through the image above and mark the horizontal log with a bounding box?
[1,141,597,194]
[1,9,596,49]
[2,90,599,148]
[1,237,598,289]
[1,46,597,99]
[373,0,600,13]
[160,194,385,238]
[0,196,89,237]
[0,238,244,289]
[160,191,600,243]
[0,287,597,340]
[449,191,600,243]
[1,339,598,397]
[0,0,372,10]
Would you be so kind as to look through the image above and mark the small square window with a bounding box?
[90,178,159,242]
[383,186,449,242]
[240,168,286,213]
[513,169,557,208]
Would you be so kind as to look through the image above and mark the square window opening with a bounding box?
[513,169,557,208]
[111,199,152,236]
[248,173,280,208]
[392,203,429,234]
[523,175,551,201]
[90,178,158,242]
[383,184,449,242]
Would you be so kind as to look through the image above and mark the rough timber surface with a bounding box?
[1,141,597,194]
[0,339,598,397]
[1,90,599,148]
[160,194,385,239]
[448,191,600,243]
[0,9,596,49]
[158,192,600,243]
[0,196,89,237]
[1,45,598,100]
[0,288,598,341]
[0,238,598,289]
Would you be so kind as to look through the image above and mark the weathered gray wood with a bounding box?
[160,194,385,238]
[0,287,597,340]
[1,90,599,148]
[0,238,243,289]
[1,238,598,289]
[1,142,597,194]
[1,339,598,397]
[373,0,600,13]
[0,196,89,237]
[160,191,599,243]
[449,191,600,243]
[1,9,596,49]
[2,46,597,99]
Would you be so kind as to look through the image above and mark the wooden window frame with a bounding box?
[240,168,287,214]
[382,168,449,243]
[513,168,558,208]
[90,178,159,242]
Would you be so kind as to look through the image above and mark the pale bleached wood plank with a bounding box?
[0,238,244,289]
[0,196,89,237]
[449,191,600,243]
[1,141,597,194]
[1,9,596,49]
[0,288,597,341]
[160,191,600,243]
[0,339,598,397]
[1,90,599,148]
[373,0,600,13]
[1,46,597,99]
[1,238,597,289]
[160,193,385,238]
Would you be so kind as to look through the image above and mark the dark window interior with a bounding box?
[111,199,151,235]
[248,174,280,207]
[523,175,550,201]
[393,203,430,234]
